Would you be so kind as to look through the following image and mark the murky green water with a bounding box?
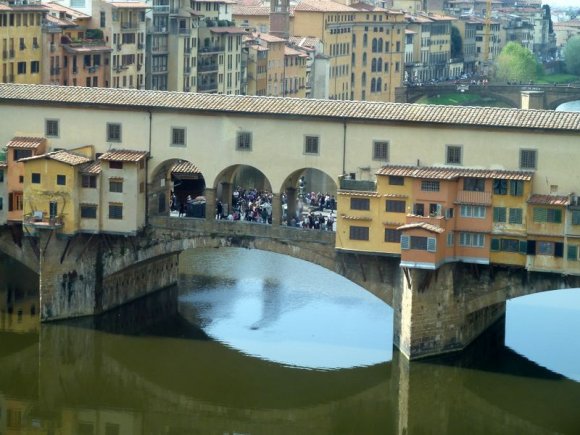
[1,248,579,434]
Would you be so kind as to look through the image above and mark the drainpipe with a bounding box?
[342,119,347,176]
[146,108,152,226]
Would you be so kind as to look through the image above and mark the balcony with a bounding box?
[199,45,224,54]
[176,28,190,36]
[455,190,492,206]
[23,213,64,232]
[198,63,218,73]
[198,82,218,92]
[121,22,139,31]
[152,65,168,73]
[152,5,170,13]
[151,45,169,53]
[153,26,167,33]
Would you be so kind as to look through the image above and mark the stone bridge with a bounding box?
[395,84,580,109]
[2,216,580,360]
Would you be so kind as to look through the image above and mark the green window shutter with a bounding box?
[519,241,527,254]
[493,207,506,222]
[554,209,562,224]
[567,245,578,261]
[533,207,547,223]
[491,238,500,251]
[401,235,410,250]
[427,237,437,252]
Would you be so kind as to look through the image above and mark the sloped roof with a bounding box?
[397,222,445,234]
[79,161,102,174]
[19,150,91,166]
[99,150,148,162]
[527,194,570,206]
[376,165,534,180]
[171,161,201,174]
[6,137,45,149]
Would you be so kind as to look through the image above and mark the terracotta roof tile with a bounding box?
[19,150,91,166]
[6,137,45,149]
[376,165,534,180]
[295,0,356,12]
[80,161,102,174]
[1,84,580,132]
[99,149,148,162]
[233,5,270,16]
[109,2,150,9]
[527,194,570,206]
[339,214,373,221]
[171,161,201,174]
[337,191,380,197]
[397,222,445,234]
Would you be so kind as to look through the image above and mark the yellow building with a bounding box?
[284,45,308,98]
[0,0,47,85]
[20,147,92,235]
[233,4,271,33]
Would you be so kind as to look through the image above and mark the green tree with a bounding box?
[451,26,463,59]
[564,36,580,75]
[495,42,540,83]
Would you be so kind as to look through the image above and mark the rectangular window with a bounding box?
[446,145,462,165]
[421,180,440,192]
[572,211,580,225]
[389,176,404,186]
[0,170,3,182]
[567,245,578,261]
[14,149,32,160]
[409,236,430,250]
[81,175,97,188]
[509,180,524,196]
[533,207,562,224]
[460,205,486,218]
[107,123,122,142]
[463,177,485,192]
[304,135,319,154]
[31,173,41,184]
[500,238,519,252]
[0,197,2,210]
[236,131,252,150]
[109,204,123,220]
[109,179,123,193]
[385,228,401,243]
[493,179,508,195]
[386,199,405,213]
[459,232,485,247]
[537,241,554,256]
[171,127,186,146]
[45,119,59,137]
[109,161,123,170]
[350,198,370,210]
[509,208,523,224]
[520,149,537,170]
[493,207,506,222]
[349,225,369,240]
[80,205,97,219]
[373,140,388,161]
[56,174,66,185]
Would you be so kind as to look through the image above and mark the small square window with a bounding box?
[31,173,41,184]
[109,179,123,193]
[446,145,462,165]
[109,204,123,220]
[80,205,97,219]
[304,135,319,154]
[107,123,122,142]
[385,228,401,243]
[520,149,537,170]
[349,225,369,240]
[373,140,388,161]
[57,174,66,185]
[45,119,59,137]
[171,127,186,146]
[421,180,440,192]
[389,176,404,186]
[109,161,123,170]
[236,131,252,150]
[81,175,97,188]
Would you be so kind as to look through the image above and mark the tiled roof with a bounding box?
[254,32,286,43]
[109,2,150,9]
[172,161,201,174]
[19,150,91,166]
[376,165,534,180]
[6,137,44,149]
[99,150,148,162]
[340,214,373,221]
[397,222,445,234]
[285,46,308,57]
[45,1,91,18]
[527,194,570,206]
[210,27,248,34]
[288,36,320,49]
[2,84,580,132]
[0,162,7,168]
[64,44,112,53]
[295,0,356,13]
[233,5,270,16]
[337,191,381,197]
[80,161,102,174]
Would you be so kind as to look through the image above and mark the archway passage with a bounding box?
[279,168,337,229]
[213,165,273,223]
[149,159,206,217]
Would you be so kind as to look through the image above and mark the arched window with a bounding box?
[372,38,377,53]
[377,58,382,72]
[377,78,382,93]
[362,72,366,87]
[351,53,355,67]
[352,33,356,47]
[371,58,377,72]
[363,34,368,48]
[378,38,383,52]
[371,77,376,92]
[362,52,367,67]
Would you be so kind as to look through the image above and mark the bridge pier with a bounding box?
[271,193,281,225]
[286,187,297,222]
[394,263,506,360]
[204,187,216,220]
[219,182,233,216]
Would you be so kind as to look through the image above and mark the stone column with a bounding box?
[393,263,505,360]
[270,193,281,226]
[204,187,216,220]
[521,90,545,110]
[220,181,233,217]
[286,187,297,224]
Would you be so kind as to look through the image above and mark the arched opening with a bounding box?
[278,168,337,229]
[149,159,206,218]
[212,164,273,223]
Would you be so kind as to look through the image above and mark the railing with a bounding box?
[151,45,168,53]
[152,65,168,73]
[152,5,170,13]
[121,22,139,31]
[199,46,224,54]
[153,26,167,33]
[198,82,218,92]
[23,214,64,228]
[197,63,218,72]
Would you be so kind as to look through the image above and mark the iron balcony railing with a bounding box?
[198,82,217,92]
[197,63,218,72]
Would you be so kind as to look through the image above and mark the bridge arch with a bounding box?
[550,98,580,111]
[403,85,519,108]
[148,159,207,217]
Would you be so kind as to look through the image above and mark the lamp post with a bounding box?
[298,175,305,217]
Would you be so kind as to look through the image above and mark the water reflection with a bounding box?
[0,250,579,434]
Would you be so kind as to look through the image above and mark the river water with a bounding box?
[1,248,579,434]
